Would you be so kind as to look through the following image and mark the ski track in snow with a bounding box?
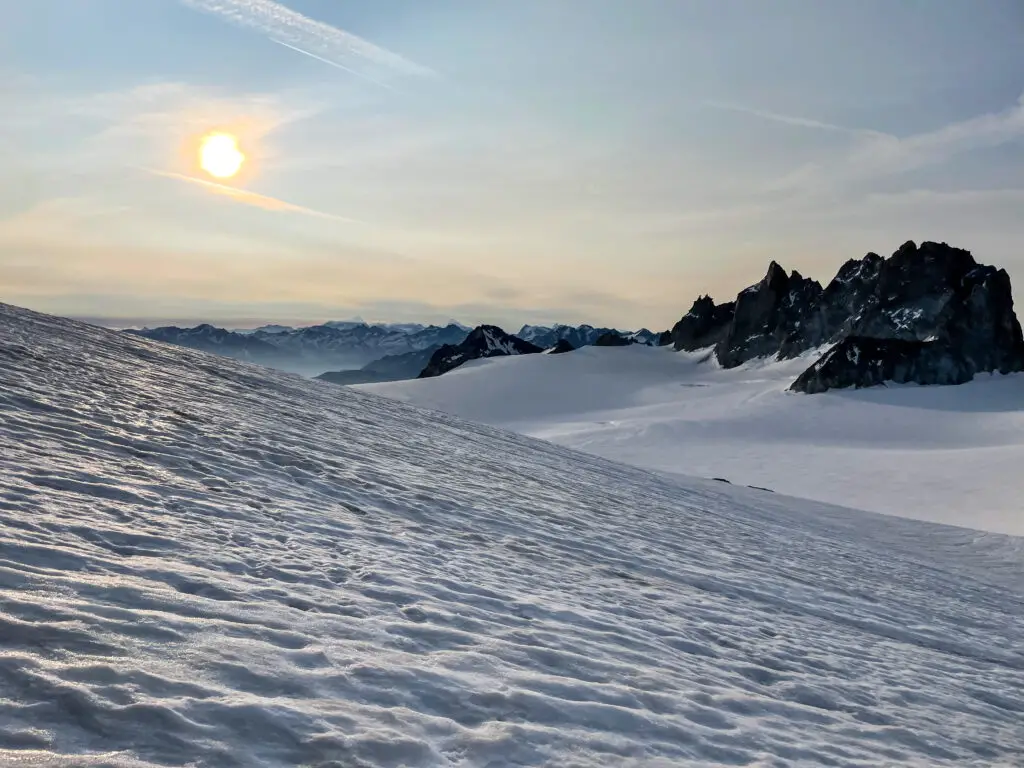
[0,303,1023,767]
[364,344,1024,536]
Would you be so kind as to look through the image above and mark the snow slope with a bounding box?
[1,303,1023,766]
[364,345,1024,536]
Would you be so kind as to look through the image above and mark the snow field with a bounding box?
[0,304,1022,766]
[364,344,1024,536]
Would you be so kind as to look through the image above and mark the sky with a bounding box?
[1,0,1023,331]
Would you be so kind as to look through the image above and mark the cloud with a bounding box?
[765,93,1024,194]
[705,101,884,138]
[178,0,435,82]
[143,168,367,223]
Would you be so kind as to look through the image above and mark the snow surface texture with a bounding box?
[365,345,1024,536]
[1,303,1023,767]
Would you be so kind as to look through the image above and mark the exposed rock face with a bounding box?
[716,263,823,368]
[657,330,673,347]
[791,253,1024,392]
[419,326,542,378]
[672,240,1024,392]
[594,332,634,347]
[671,295,735,351]
[547,339,576,354]
[777,253,884,358]
[790,337,970,394]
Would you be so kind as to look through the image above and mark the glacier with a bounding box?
[364,343,1024,536]
[0,303,1022,766]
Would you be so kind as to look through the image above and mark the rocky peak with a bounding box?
[762,261,790,294]
[671,296,735,351]
[874,240,977,308]
[671,239,1024,392]
[419,325,542,378]
[687,295,716,318]
[716,262,823,368]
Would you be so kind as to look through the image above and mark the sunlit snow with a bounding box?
[365,344,1024,536]
[1,304,1022,766]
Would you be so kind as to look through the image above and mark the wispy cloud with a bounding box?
[762,92,1024,194]
[143,168,366,223]
[178,0,435,83]
[705,101,884,138]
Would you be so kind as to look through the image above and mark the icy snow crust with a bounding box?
[1,303,1023,767]
[366,344,1024,536]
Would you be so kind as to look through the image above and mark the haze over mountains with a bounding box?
[127,320,472,377]
[127,240,1024,395]
[128,319,658,380]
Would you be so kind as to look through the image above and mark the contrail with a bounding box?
[179,0,435,82]
[269,38,394,90]
[142,167,367,224]
[705,101,884,139]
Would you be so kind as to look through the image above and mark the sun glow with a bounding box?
[199,133,245,179]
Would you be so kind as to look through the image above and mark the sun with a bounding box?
[199,133,245,179]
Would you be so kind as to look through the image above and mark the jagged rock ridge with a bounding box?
[419,326,543,378]
[670,241,1024,392]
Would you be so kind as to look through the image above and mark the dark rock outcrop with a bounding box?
[657,330,673,347]
[670,295,735,351]
[777,252,884,358]
[716,263,823,368]
[419,326,542,378]
[672,240,1024,392]
[548,339,576,354]
[594,332,634,347]
[791,337,973,393]
[791,248,1024,392]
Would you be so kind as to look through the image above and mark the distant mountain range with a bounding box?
[517,324,662,348]
[126,322,470,377]
[128,320,664,380]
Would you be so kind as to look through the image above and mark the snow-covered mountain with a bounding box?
[517,323,619,349]
[363,344,1024,536]
[3,301,1022,766]
[419,325,543,378]
[128,321,469,377]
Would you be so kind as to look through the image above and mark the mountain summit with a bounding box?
[419,325,543,378]
[672,241,1024,392]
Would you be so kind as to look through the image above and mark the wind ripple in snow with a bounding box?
[0,303,1022,766]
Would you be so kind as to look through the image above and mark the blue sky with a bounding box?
[2,0,1022,329]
